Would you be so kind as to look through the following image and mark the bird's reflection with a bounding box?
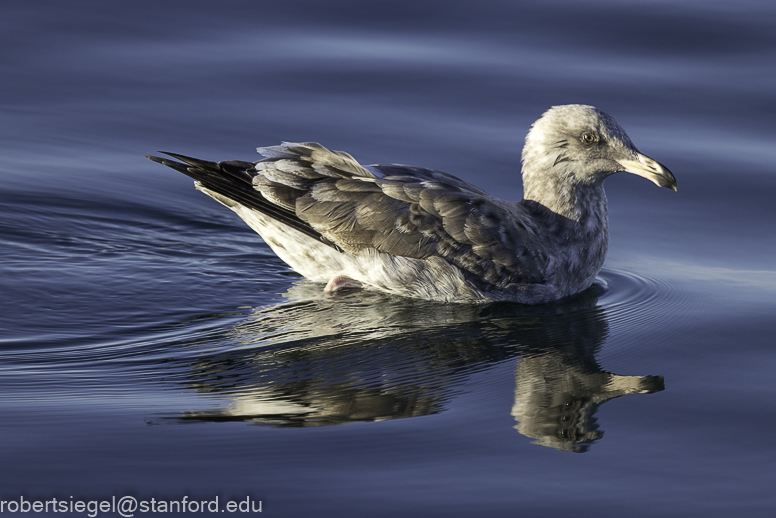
[512,347,663,453]
[173,281,663,452]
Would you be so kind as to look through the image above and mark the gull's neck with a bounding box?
[519,162,611,296]
[521,163,609,232]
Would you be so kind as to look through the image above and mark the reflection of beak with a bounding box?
[617,153,678,191]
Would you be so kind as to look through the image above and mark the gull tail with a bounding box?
[145,153,337,249]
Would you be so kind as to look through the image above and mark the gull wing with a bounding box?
[147,142,547,290]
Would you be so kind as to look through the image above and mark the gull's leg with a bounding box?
[324,275,363,294]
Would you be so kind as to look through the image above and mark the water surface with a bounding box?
[2,1,775,516]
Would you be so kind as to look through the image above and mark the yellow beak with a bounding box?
[617,153,677,191]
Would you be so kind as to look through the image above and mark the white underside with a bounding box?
[198,185,566,304]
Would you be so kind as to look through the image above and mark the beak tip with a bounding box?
[663,172,678,192]
[618,155,677,193]
[661,175,678,192]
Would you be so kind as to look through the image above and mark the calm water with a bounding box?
[2,0,776,516]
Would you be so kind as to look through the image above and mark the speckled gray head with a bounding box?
[521,104,677,195]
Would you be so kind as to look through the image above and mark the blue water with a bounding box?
[2,1,776,516]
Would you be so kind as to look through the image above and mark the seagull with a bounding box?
[147,104,676,304]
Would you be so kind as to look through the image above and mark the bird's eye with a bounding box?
[582,132,599,144]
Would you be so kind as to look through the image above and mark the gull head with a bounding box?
[521,104,677,193]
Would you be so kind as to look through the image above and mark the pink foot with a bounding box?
[324,276,363,294]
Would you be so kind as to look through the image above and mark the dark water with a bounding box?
[2,0,775,516]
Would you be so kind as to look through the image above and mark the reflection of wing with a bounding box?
[178,289,521,427]
[148,143,547,291]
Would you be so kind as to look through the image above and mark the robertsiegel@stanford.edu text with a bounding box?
[0,495,262,516]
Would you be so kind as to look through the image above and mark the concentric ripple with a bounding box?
[592,266,712,366]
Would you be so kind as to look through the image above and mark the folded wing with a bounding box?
[147,142,546,291]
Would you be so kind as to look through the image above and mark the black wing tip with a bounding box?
[145,152,186,165]
[161,152,219,170]
[145,151,221,169]
[144,149,340,252]
[145,153,206,181]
